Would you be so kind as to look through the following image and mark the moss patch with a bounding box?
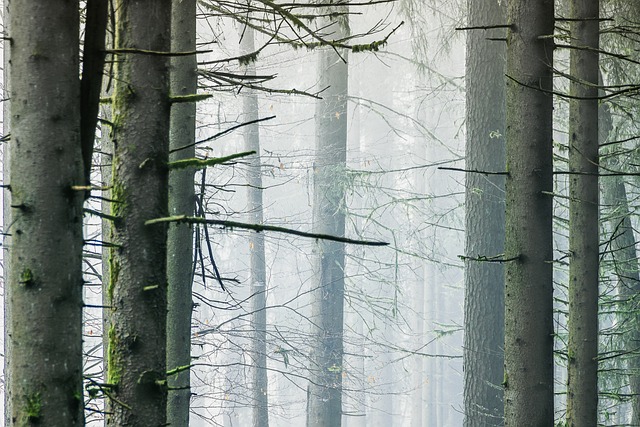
[19,268,34,287]
[24,392,42,421]
[107,251,120,302]
[107,325,122,385]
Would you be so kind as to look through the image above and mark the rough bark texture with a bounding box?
[240,25,270,427]
[566,1,599,424]
[166,0,197,425]
[463,0,506,425]
[8,1,84,425]
[307,11,348,427]
[106,1,171,425]
[503,1,554,425]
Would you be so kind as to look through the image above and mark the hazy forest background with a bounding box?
[0,0,639,426]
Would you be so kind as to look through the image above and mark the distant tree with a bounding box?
[503,0,555,424]
[462,0,506,424]
[566,0,599,423]
[166,0,198,425]
[240,23,271,427]
[3,1,11,423]
[307,5,349,427]
[8,0,84,424]
[105,1,172,424]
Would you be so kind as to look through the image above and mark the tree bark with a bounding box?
[307,9,348,427]
[106,1,171,425]
[8,1,84,424]
[463,0,507,425]
[503,0,555,425]
[166,0,197,425]
[566,0,599,424]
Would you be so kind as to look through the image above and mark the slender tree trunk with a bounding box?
[2,0,11,423]
[8,1,84,424]
[166,0,197,425]
[240,24,270,427]
[80,0,108,188]
[503,0,554,425]
[463,0,506,425]
[566,1,599,424]
[106,2,171,425]
[307,9,348,427]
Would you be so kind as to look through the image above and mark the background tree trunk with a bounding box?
[307,8,349,427]
[106,1,171,425]
[166,0,197,425]
[240,23,270,427]
[503,0,555,424]
[80,0,108,187]
[2,0,11,423]
[8,1,84,424]
[566,0,599,424]
[463,0,507,424]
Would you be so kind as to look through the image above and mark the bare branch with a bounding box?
[145,215,389,246]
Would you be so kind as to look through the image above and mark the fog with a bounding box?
[1,2,475,426]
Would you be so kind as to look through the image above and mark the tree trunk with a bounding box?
[80,0,108,188]
[463,0,506,425]
[106,1,171,425]
[566,0,599,424]
[3,0,11,423]
[307,10,348,427]
[8,1,84,424]
[240,24,270,427]
[166,0,197,425]
[503,0,555,425]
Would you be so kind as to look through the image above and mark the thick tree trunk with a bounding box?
[503,0,555,425]
[8,1,84,424]
[240,24,270,427]
[166,0,197,425]
[307,10,348,427]
[463,0,506,425]
[566,1,599,424]
[106,1,171,425]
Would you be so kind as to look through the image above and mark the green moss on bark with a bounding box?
[107,325,122,385]
[19,268,34,287]
[107,251,120,302]
[24,392,42,421]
